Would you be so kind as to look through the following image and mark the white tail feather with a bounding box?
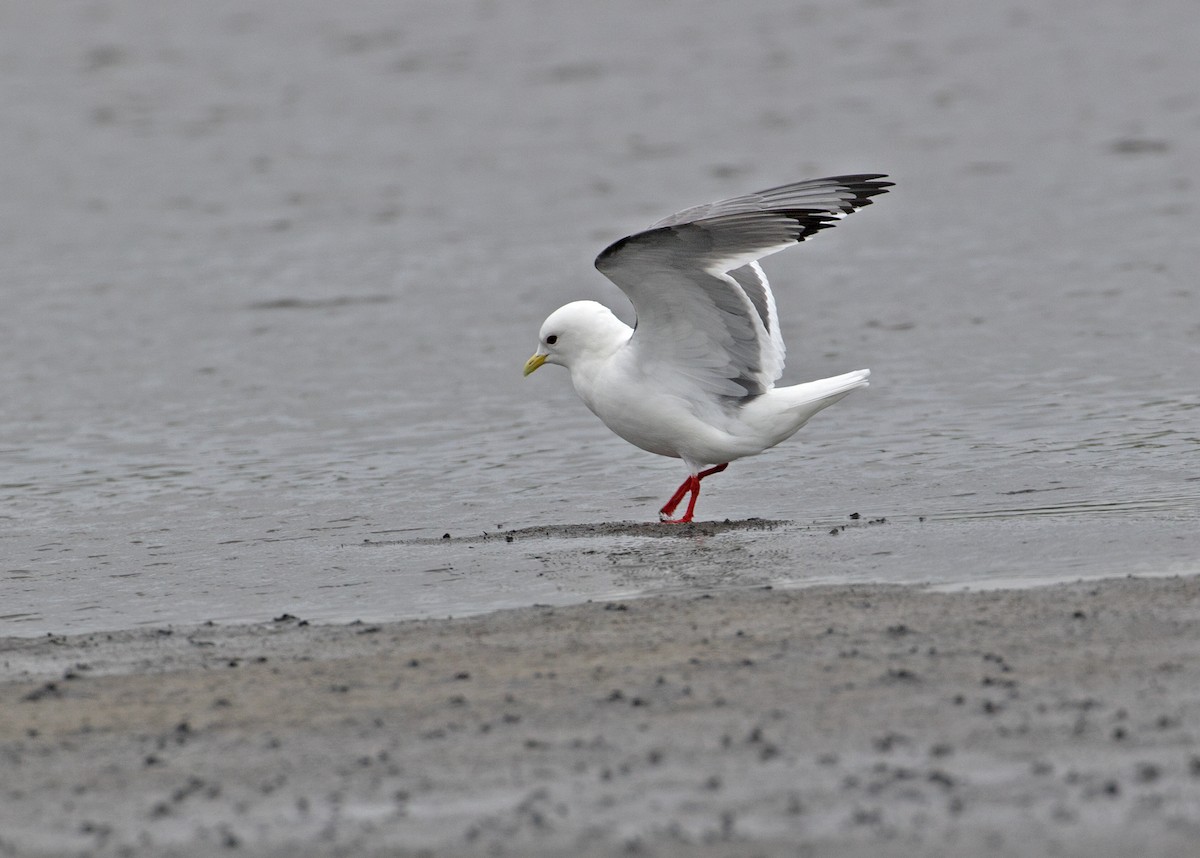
[739,369,870,449]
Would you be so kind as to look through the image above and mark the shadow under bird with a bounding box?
[524,174,892,523]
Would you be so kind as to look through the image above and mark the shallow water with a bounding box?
[3,0,1198,635]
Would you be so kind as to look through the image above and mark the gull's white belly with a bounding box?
[564,351,870,469]
[572,360,760,465]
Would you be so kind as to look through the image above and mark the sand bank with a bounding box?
[3,575,1199,857]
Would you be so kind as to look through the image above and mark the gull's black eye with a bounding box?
[546,335,558,345]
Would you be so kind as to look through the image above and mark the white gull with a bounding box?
[524,174,892,522]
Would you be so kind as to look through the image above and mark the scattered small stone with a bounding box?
[22,682,61,702]
[928,768,955,787]
[981,675,1017,689]
[872,733,909,752]
[1135,762,1160,783]
[850,807,881,826]
[149,801,171,818]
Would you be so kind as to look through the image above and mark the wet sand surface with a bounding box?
[4,575,1199,857]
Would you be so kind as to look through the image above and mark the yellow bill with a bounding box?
[523,353,547,376]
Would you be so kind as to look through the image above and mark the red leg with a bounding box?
[659,475,697,521]
[658,464,728,523]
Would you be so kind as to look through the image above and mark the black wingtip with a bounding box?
[773,174,893,242]
[825,174,894,208]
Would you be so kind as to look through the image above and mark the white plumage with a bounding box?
[524,174,892,522]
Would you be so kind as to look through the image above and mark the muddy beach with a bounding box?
[4,574,1199,856]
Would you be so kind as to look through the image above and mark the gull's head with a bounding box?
[524,300,628,376]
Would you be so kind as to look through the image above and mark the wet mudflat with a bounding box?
[3,576,1199,857]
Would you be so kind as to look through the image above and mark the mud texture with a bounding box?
[3,576,1199,857]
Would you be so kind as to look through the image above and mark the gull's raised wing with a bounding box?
[595,175,891,398]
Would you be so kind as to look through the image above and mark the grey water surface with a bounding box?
[3,0,1198,635]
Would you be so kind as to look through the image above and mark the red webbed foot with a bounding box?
[658,463,728,523]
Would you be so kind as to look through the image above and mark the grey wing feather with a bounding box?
[595,175,891,398]
[650,174,891,230]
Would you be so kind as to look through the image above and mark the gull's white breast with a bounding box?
[571,347,761,465]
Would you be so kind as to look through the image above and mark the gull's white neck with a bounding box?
[567,320,632,401]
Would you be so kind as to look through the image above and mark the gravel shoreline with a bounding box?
[3,575,1199,857]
